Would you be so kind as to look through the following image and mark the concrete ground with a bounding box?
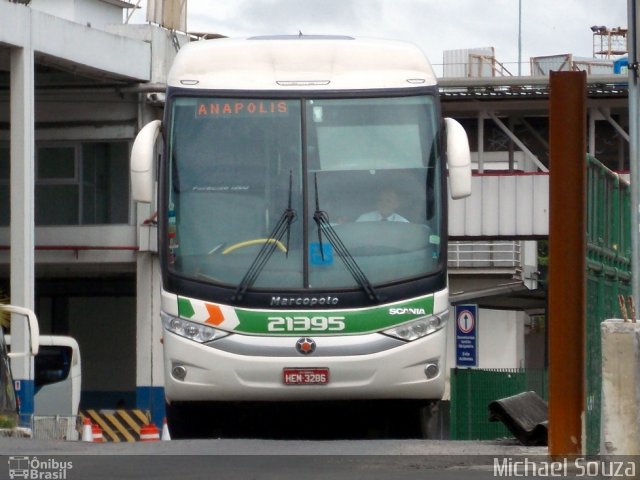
[0,435,547,456]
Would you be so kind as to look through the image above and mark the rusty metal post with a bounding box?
[548,71,587,456]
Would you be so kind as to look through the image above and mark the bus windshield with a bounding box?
[166,95,442,291]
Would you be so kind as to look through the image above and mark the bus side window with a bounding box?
[34,346,72,388]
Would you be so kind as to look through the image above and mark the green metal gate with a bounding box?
[450,368,547,440]
[585,155,631,454]
[449,156,631,449]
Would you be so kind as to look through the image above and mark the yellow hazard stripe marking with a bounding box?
[132,409,151,425]
[104,412,136,443]
[81,409,151,442]
[86,410,121,443]
[116,409,143,435]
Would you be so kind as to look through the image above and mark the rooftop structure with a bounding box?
[591,25,628,59]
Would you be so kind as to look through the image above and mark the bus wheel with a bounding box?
[165,401,218,439]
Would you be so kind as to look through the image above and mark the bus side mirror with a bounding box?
[444,118,472,199]
[0,305,40,356]
[131,120,162,203]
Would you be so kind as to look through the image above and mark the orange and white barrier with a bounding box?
[81,417,93,442]
[139,423,160,441]
[81,417,104,443]
[161,417,171,441]
[91,423,104,443]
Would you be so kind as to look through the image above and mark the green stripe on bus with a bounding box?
[233,295,434,335]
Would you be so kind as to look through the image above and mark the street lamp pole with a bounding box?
[518,0,522,76]
[629,0,640,314]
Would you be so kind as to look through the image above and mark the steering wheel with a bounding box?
[221,238,287,255]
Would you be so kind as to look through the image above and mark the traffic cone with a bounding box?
[161,417,171,441]
[81,417,93,442]
[91,423,104,443]
[139,423,160,442]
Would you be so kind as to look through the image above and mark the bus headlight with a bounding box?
[382,310,448,341]
[162,313,229,343]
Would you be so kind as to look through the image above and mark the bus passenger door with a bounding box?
[33,336,81,416]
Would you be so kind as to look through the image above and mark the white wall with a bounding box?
[444,307,525,399]
[477,309,525,368]
[106,24,189,85]
[30,0,74,22]
[31,0,123,30]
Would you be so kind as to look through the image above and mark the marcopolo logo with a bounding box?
[8,456,73,480]
[270,295,339,307]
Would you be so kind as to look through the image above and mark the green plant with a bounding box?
[0,413,17,429]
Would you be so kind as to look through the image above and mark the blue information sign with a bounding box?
[455,304,478,367]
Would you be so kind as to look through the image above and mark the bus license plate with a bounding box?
[283,368,329,385]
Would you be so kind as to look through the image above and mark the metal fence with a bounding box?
[585,155,631,454]
[31,415,81,441]
[449,368,547,440]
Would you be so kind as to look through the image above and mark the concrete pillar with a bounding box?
[9,15,36,425]
[135,204,165,426]
[600,320,640,455]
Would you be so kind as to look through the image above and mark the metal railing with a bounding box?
[448,241,522,269]
[31,415,80,441]
[585,155,632,455]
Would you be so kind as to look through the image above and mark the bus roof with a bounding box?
[167,36,438,91]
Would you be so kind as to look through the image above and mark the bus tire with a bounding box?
[165,401,216,439]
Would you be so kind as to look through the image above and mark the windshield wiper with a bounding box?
[233,171,297,302]
[312,174,381,303]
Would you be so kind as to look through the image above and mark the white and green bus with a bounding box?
[132,35,471,437]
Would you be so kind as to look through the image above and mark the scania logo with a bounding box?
[295,337,316,355]
[389,307,427,315]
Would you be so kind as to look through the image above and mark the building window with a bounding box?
[38,146,77,181]
[36,145,80,225]
[0,142,130,226]
[81,143,130,225]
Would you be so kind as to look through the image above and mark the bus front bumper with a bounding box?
[162,328,447,402]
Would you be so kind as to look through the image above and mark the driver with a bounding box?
[356,188,409,223]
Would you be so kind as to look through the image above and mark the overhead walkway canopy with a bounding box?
[449,172,549,239]
[0,1,151,82]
